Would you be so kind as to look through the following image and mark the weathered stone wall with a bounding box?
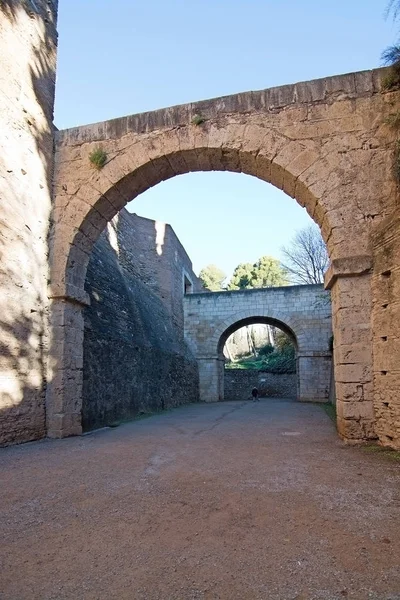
[326,264,375,441]
[298,354,332,402]
[371,213,400,448]
[0,1,58,445]
[224,370,296,401]
[83,209,200,431]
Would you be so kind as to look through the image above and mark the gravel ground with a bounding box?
[1,399,400,600]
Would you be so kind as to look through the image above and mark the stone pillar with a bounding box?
[297,353,331,402]
[326,257,376,442]
[46,295,87,438]
[198,357,224,402]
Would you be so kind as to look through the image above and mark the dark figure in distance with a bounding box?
[251,387,259,402]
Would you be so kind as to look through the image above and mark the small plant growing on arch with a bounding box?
[384,111,400,129]
[191,114,206,126]
[89,146,107,170]
[393,140,400,182]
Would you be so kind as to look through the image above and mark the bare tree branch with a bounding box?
[281,225,329,285]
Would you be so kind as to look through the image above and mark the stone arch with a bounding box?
[214,314,301,358]
[51,133,336,303]
[49,74,391,440]
[190,308,323,405]
[217,314,300,403]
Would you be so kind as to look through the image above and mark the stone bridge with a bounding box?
[48,67,400,446]
[184,285,332,403]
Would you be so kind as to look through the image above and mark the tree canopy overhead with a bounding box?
[228,256,288,290]
[199,264,226,291]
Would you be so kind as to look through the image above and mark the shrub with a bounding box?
[393,140,400,182]
[261,351,296,374]
[258,343,274,356]
[191,114,206,126]
[384,111,400,129]
[89,147,107,170]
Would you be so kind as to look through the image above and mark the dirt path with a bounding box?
[1,399,400,600]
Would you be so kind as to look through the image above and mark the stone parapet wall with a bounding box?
[0,1,58,445]
[224,370,296,401]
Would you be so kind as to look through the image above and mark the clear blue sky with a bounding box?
[55,1,395,279]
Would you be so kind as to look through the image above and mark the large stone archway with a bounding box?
[48,69,396,443]
[183,285,332,404]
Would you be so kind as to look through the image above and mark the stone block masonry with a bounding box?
[83,209,200,431]
[225,370,296,401]
[0,1,58,445]
[371,213,400,447]
[51,66,400,445]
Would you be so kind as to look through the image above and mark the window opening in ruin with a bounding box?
[183,273,193,295]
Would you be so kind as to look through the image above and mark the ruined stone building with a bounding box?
[1,0,399,448]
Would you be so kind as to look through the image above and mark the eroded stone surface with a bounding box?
[82,210,201,431]
[371,213,400,447]
[0,1,58,445]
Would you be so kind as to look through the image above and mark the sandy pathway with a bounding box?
[1,399,400,600]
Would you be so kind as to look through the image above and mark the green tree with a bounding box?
[227,262,253,290]
[199,264,226,291]
[250,256,289,288]
[281,225,329,285]
[228,256,288,290]
[275,330,295,354]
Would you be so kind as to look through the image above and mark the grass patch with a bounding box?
[89,146,107,170]
[191,114,207,126]
[392,140,400,182]
[360,444,400,462]
[381,66,400,91]
[384,111,400,129]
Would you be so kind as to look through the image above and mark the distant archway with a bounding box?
[220,318,298,403]
[183,286,332,404]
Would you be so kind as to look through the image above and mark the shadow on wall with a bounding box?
[82,210,200,432]
[0,1,57,445]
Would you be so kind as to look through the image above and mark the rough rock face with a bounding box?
[83,210,200,431]
[0,1,58,445]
